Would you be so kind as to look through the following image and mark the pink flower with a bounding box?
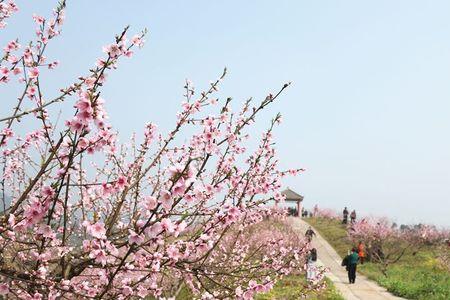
[3,40,20,52]
[32,14,45,24]
[115,176,127,189]
[77,137,89,150]
[41,185,55,198]
[166,244,181,261]
[89,249,107,266]
[144,196,157,210]
[235,286,243,297]
[28,67,39,79]
[243,290,254,300]
[161,218,175,233]
[129,230,144,245]
[104,44,121,58]
[67,117,84,133]
[131,35,143,47]
[38,224,55,239]
[87,222,106,239]
[75,99,92,111]
[77,109,93,124]
[1,66,9,76]
[146,222,162,238]
[0,283,9,295]
[160,190,173,211]
[26,85,36,97]
[122,286,133,296]
[48,61,59,69]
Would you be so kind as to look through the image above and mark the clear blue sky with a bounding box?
[2,1,450,226]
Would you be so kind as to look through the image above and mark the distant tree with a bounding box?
[348,218,447,276]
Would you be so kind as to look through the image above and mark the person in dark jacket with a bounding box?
[305,226,316,242]
[345,248,359,283]
[342,207,349,224]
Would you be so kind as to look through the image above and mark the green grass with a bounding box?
[305,217,450,300]
[306,217,350,258]
[255,275,344,300]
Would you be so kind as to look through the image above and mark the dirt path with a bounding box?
[290,217,406,300]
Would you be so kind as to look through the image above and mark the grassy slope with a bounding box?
[306,217,450,300]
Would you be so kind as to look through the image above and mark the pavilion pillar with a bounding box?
[297,201,301,218]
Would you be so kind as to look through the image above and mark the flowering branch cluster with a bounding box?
[0,0,18,29]
[0,2,309,299]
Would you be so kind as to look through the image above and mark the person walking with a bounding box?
[342,207,349,224]
[350,210,356,224]
[306,248,318,282]
[345,248,359,284]
[305,226,316,242]
[357,241,365,264]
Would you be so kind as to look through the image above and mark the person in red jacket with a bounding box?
[357,241,365,264]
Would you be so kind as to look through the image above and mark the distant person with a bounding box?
[344,248,359,284]
[342,207,349,224]
[313,205,319,217]
[305,226,316,242]
[357,241,365,264]
[350,210,356,223]
[306,248,318,282]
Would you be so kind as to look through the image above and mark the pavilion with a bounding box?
[281,187,304,217]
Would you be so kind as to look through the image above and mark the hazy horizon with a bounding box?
[2,1,450,226]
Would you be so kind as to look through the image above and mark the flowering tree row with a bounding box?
[348,217,449,276]
[0,1,312,299]
[311,205,339,220]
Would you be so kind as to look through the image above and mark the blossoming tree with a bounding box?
[348,218,447,276]
[0,1,314,299]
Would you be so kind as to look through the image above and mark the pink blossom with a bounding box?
[48,61,59,69]
[115,176,128,189]
[67,117,84,133]
[131,35,144,47]
[89,249,107,266]
[161,218,175,233]
[3,40,20,52]
[129,230,144,245]
[77,109,93,123]
[1,66,9,76]
[160,190,173,211]
[104,44,122,58]
[41,185,55,198]
[87,222,106,239]
[167,244,181,261]
[144,196,158,210]
[32,14,44,24]
[28,67,39,79]
[75,99,92,111]
[122,286,133,296]
[0,283,9,295]
[77,137,89,150]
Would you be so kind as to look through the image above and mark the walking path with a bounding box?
[290,217,406,300]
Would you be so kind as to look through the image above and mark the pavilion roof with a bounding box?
[281,188,303,201]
